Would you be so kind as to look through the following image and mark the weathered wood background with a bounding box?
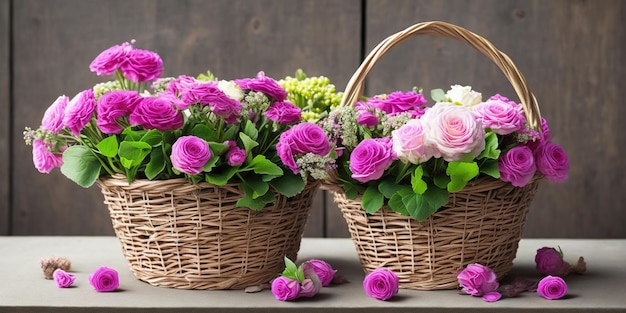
[3,0,624,238]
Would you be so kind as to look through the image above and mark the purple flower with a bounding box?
[226,144,247,167]
[298,277,322,298]
[88,266,119,292]
[235,71,287,101]
[356,109,379,127]
[537,275,568,300]
[168,75,198,109]
[187,82,242,123]
[53,269,76,288]
[41,95,68,133]
[498,146,537,187]
[32,139,64,174]
[63,89,96,136]
[89,42,132,76]
[271,276,301,301]
[377,91,428,114]
[264,101,301,124]
[457,263,499,297]
[535,247,570,277]
[171,136,212,175]
[302,259,337,287]
[362,268,399,301]
[349,137,395,183]
[482,291,502,302]
[120,48,163,82]
[276,123,332,174]
[96,90,141,134]
[533,141,569,183]
[473,99,525,135]
[129,96,184,131]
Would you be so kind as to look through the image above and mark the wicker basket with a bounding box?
[330,21,544,290]
[97,175,319,290]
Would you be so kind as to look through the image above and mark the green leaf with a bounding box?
[222,125,239,142]
[478,131,501,160]
[191,124,217,142]
[269,172,306,197]
[202,155,220,172]
[411,166,428,195]
[387,186,412,216]
[205,167,238,186]
[243,120,259,141]
[248,155,283,176]
[344,182,359,199]
[403,187,449,221]
[96,136,118,158]
[433,173,450,189]
[208,142,229,156]
[281,257,305,282]
[446,161,479,192]
[362,185,384,214]
[378,179,403,199]
[60,145,102,188]
[140,129,163,147]
[119,141,152,169]
[241,175,269,199]
[145,148,166,180]
[236,183,274,211]
[239,133,259,155]
[121,126,142,141]
[431,88,447,102]
[480,159,501,179]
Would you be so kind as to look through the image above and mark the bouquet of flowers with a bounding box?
[23,41,335,211]
[323,85,569,221]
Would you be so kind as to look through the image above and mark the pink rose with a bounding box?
[168,75,198,109]
[32,139,64,174]
[356,107,379,127]
[276,123,331,174]
[96,90,142,134]
[271,276,301,301]
[302,259,337,287]
[377,91,427,115]
[264,101,301,124]
[498,146,537,187]
[473,99,525,135]
[537,275,568,300]
[535,247,570,277]
[421,102,485,162]
[533,141,569,183]
[186,82,242,123]
[362,268,399,301]
[298,277,322,298]
[41,95,68,133]
[392,118,431,164]
[120,48,163,82]
[53,269,76,288]
[129,96,184,131]
[235,71,287,101]
[63,89,96,136]
[88,266,119,292]
[349,137,395,183]
[89,42,132,76]
[457,263,499,297]
[171,136,212,175]
[226,144,247,167]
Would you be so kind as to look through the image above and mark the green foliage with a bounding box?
[60,145,102,188]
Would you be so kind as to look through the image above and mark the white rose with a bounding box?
[445,84,482,107]
[218,80,244,101]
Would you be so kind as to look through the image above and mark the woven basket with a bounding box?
[331,21,544,290]
[97,175,319,290]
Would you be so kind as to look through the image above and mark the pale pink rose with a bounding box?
[120,48,163,82]
[302,259,337,287]
[32,139,63,173]
[392,118,431,164]
[63,89,96,136]
[171,136,212,175]
[89,42,132,76]
[129,96,184,131]
[349,137,395,183]
[421,102,485,162]
[533,141,569,183]
[271,276,301,301]
[96,90,142,134]
[498,146,536,187]
[473,99,525,135]
[457,263,499,296]
[41,95,69,133]
[53,269,76,288]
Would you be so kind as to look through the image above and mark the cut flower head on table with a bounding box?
[323,84,569,220]
[24,41,336,210]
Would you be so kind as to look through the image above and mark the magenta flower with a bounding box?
[482,291,502,302]
[89,42,132,76]
[129,96,184,131]
[171,136,212,175]
[264,101,302,124]
[96,90,141,134]
[362,268,399,301]
[298,277,322,298]
[377,91,428,115]
[235,71,287,101]
[53,269,76,288]
[226,144,247,167]
[41,95,68,133]
[537,275,568,300]
[88,266,119,292]
[356,109,379,127]
[168,75,198,109]
[187,82,242,123]
[473,99,525,135]
[349,137,395,183]
[120,48,163,82]
[271,276,301,301]
[457,263,499,297]
[535,247,570,277]
[276,123,332,174]
[498,145,537,187]
[32,140,64,174]
[302,259,337,287]
[63,89,96,136]
[533,141,569,183]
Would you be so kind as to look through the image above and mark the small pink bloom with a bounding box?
[473,99,525,135]
[88,266,119,292]
[264,101,301,124]
[63,89,96,136]
[482,291,502,302]
[356,109,379,127]
[89,42,132,76]
[53,269,76,288]
[96,90,142,134]
[533,141,569,183]
[32,139,63,173]
[392,118,431,164]
[235,71,287,101]
[171,136,211,175]
[350,137,395,183]
[302,259,337,287]
[362,268,399,301]
[537,275,568,300]
[129,95,184,131]
[120,48,163,82]
[499,146,537,187]
[535,247,570,277]
[271,276,301,301]
[457,263,499,297]
[226,145,247,167]
[298,277,322,298]
[41,95,68,133]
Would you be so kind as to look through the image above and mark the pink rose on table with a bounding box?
[120,47,163,82]
[482,291,502,302]
[63,89,96,136]
[473,99,525,135]
[129,96,184,131]
[271,276,301,301]
[533,141,569,183]
[421,102,485,162]
[276,123,332,174]
[498,146,537,187]
[535,247,570,277]
[302,259,337,287]
[377,91,428,115]
[350,137,395,183]
[392,118,431,164]
[537,275,568,300]
[88,266,119,292]
[32,140,64,174]
[264,101,302,124]
[53,269,76,288]
[171,136,212,175]
[41,95,68,133]
[362,268,399,301]
[97,90,142,134]
[89,41,132,76]
[298,277,322,298]
[235,71,287,101]
[457,263,499,296]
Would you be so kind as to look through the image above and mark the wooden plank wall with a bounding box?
[7,0,626,238]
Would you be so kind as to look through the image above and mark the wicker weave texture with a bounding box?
[97,176,318,290]
[334,176,540,290]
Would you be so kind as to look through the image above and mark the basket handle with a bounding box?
[341,21,542,130]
